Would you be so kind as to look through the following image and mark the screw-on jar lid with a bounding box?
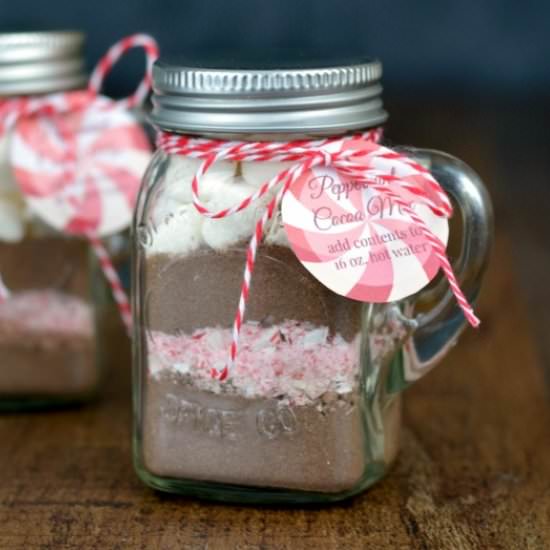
[151,53,387,134]
[0,31,87,96]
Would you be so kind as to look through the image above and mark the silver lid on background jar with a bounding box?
[0,31,86,96]
[151,53,387,134]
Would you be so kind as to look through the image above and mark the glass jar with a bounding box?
[0,31,98,409]
[0,32,144,409]
[133,56,493,503]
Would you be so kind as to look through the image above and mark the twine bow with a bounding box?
[158,129,479,381]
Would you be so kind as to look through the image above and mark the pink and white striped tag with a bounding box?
[281,140,450,303]
[9,93,150,237]
[0,34,160,334]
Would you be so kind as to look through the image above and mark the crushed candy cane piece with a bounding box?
[148,320,359,405]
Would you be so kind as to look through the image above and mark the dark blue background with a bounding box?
[1,0,549,99]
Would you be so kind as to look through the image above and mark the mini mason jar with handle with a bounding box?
[132,55,493,503]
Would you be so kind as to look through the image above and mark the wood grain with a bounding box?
[0,231,548,550]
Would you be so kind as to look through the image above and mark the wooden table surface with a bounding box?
[1,103,550,549]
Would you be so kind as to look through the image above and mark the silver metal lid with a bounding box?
[151,54,387,134]
[0,31,87,96]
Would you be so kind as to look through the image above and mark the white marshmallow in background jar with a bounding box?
[0,134,29,242]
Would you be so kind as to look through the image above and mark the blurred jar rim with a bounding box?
[0,31,87,96]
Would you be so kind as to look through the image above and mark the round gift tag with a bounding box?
[9,91,151,237]
[281,152,449,303]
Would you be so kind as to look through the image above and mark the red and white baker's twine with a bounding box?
[0,34,159,333]
[158,129,480,381]
[87,233,133,330]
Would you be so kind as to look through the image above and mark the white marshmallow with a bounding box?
[0,134,30,242]
[201,177,262,250]
[152,156,237,225]
[153,194,184,226]
[241,161,293,187]
[0,196,25,242]
[149,158,294,255]
[149,205,204,256]
[162,155,236,203]
[0,135,19,195]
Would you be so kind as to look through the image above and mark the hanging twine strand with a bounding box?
[87,233,133,331]
[157,129,479,381]
[0,34,159,334]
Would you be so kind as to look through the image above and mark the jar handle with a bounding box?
[400,148,494,382]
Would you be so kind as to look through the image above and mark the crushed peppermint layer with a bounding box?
[0,290,93,336]
[148,321,359,405]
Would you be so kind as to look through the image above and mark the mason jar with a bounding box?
[0,32,143,410]
[132,56,493,503]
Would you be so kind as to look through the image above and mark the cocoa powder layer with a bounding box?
[144,245,362,341]
[0,236,97,398]
[0,333,97,396]
[0,236,89,297]
[141,370,368,493]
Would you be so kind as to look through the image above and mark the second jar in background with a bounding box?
[0,31,150,409]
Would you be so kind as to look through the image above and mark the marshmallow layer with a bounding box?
[148,158,293,255]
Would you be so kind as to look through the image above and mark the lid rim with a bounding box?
[153,59,383,96]
[151,107,388,134]
[152,57,386,134]
[0,31,86,96]
[153,83,384,112]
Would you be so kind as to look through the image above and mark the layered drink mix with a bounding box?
[139,157,401,492]
[0,31,156,408]
[0,135,96,403]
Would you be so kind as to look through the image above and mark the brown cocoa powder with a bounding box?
[144,245,362,340]
[0,333,96,397]
[0,236,97,400]
[141,370,368,493]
